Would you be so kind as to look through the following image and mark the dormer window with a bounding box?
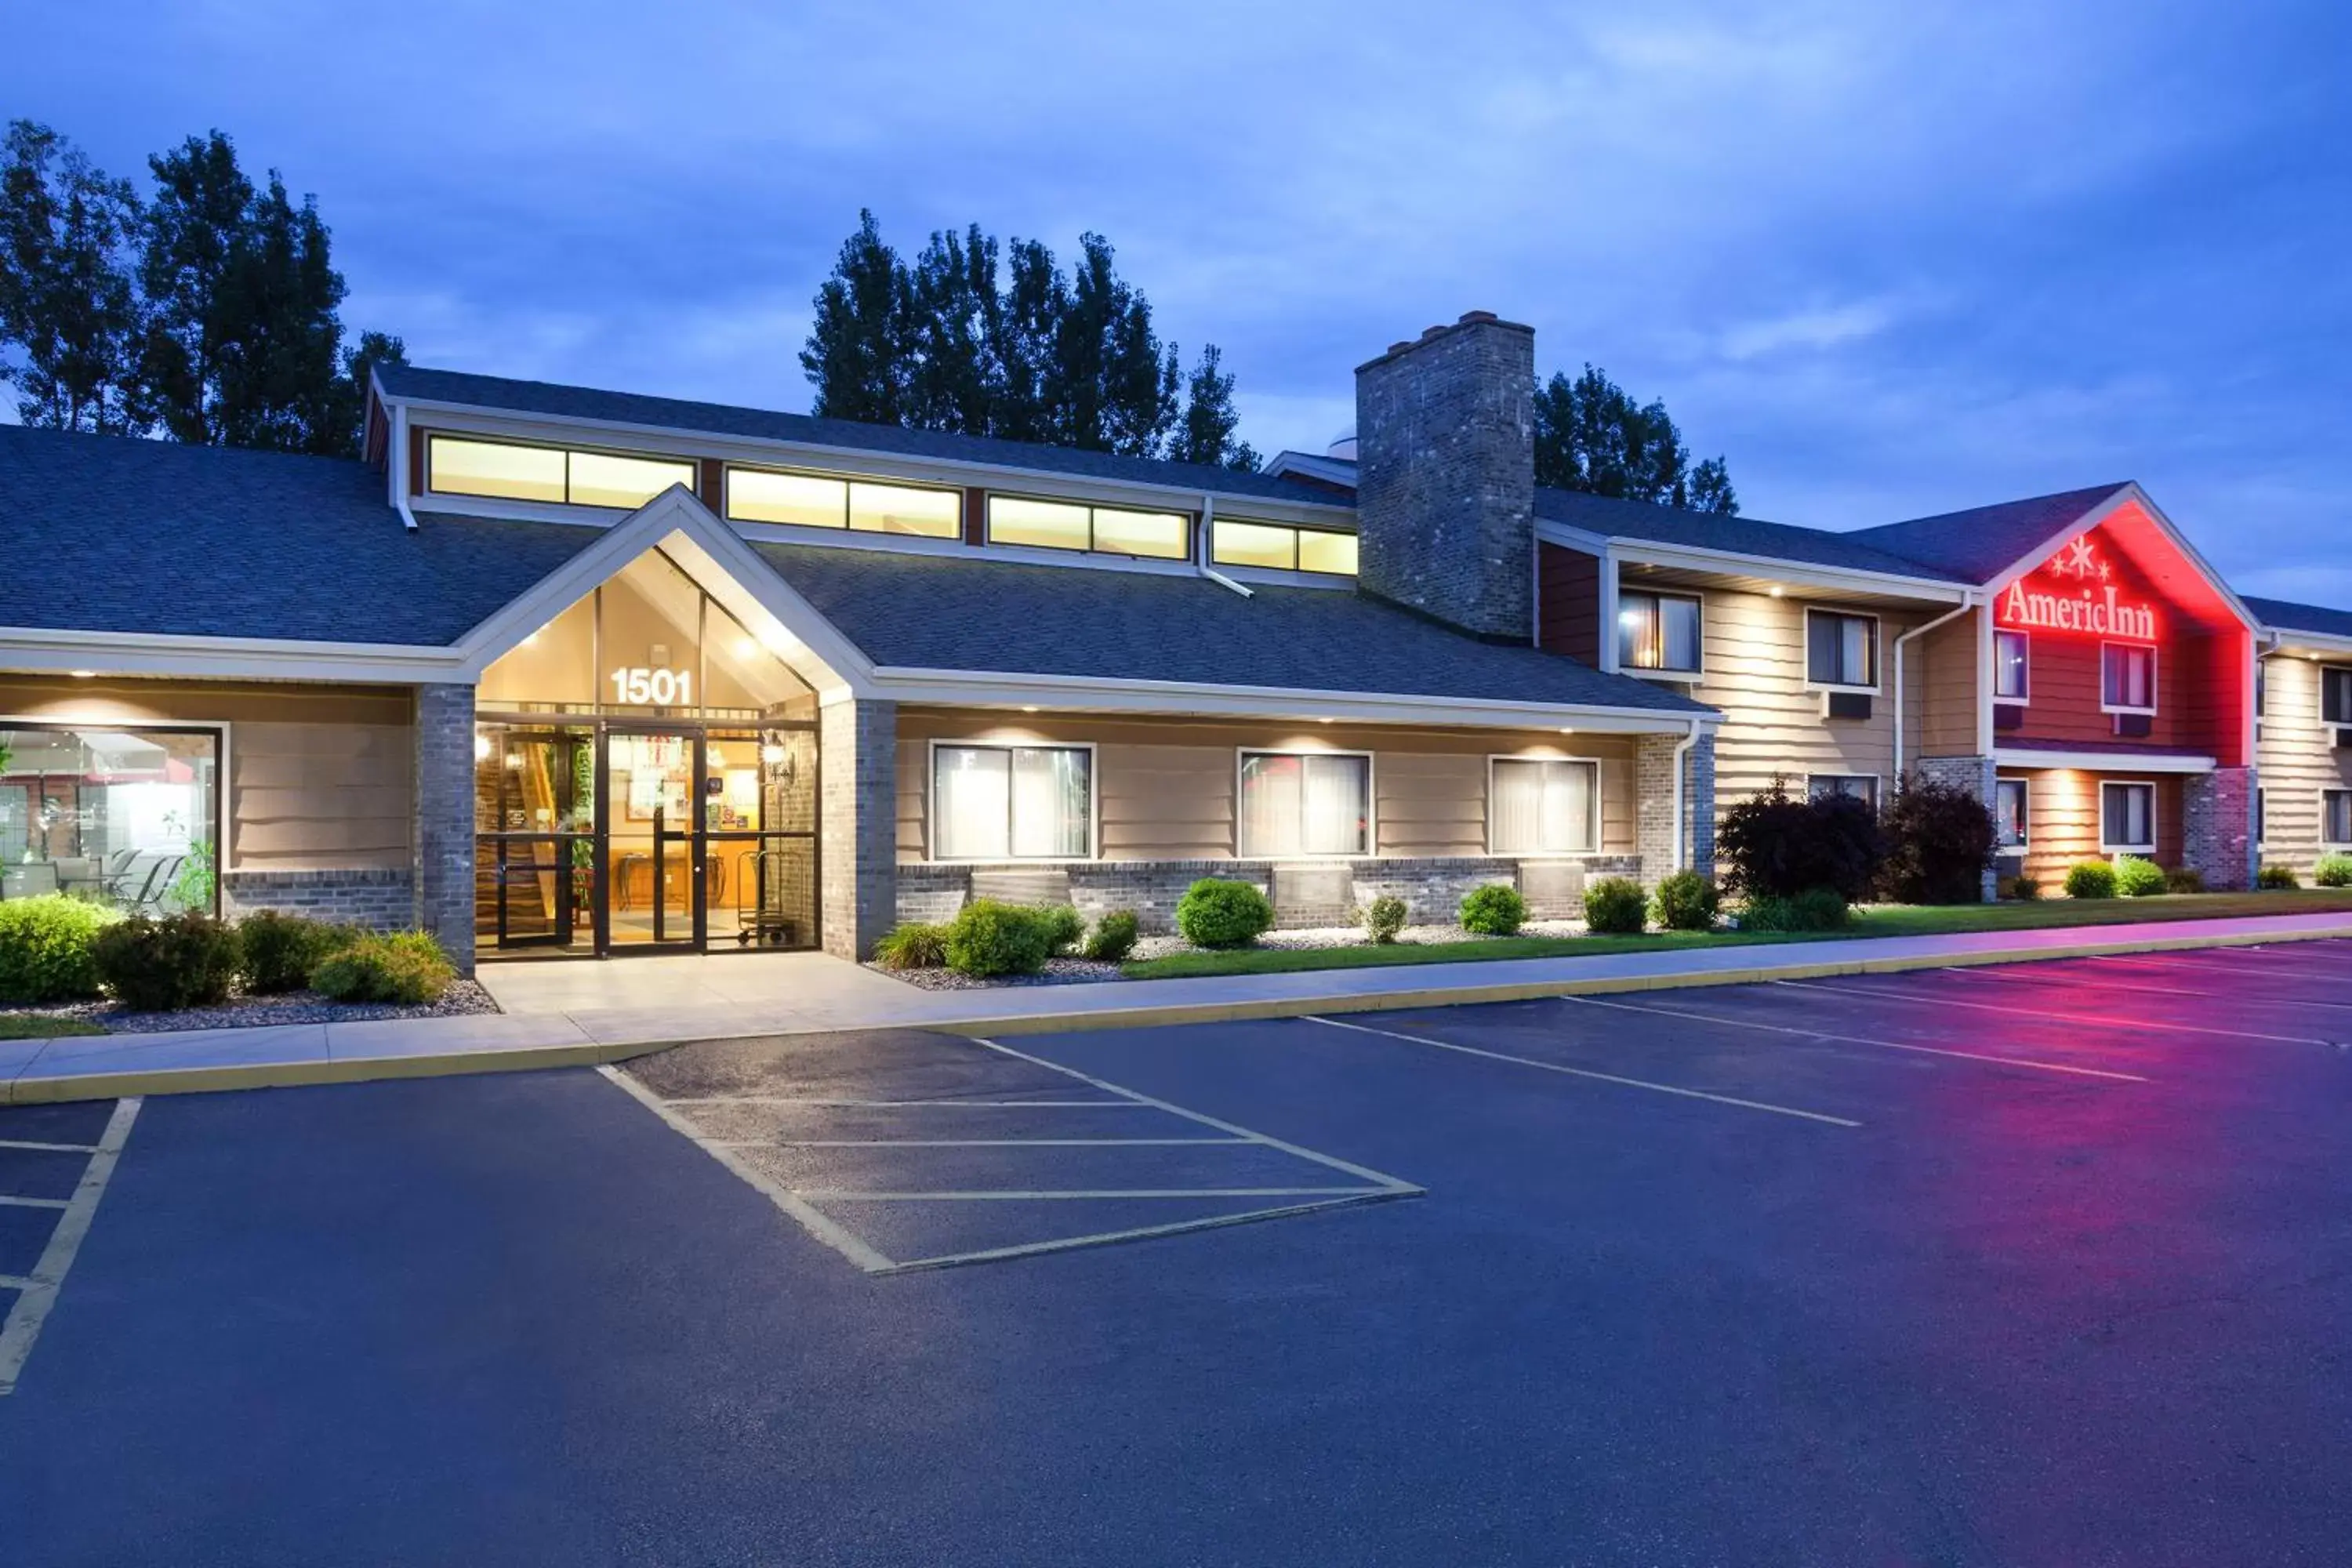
[724,466,960,539]
[426,435,695,510]
[1210,520,1359,576]
[986,496,1189,561]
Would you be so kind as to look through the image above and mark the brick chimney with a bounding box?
[1353,310,1536,641]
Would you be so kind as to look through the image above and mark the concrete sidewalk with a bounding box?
[9,910,2352,1104]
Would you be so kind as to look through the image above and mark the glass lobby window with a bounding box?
[2101,644,2157,713]
[1490,759,1598,855]
[568,450,696,509]
[1295,530,1359,576]
[1617,590,1701,673]
[426,435,692,509]
[931,745,1094,859]
[0,726,220,913]
[1994,778,2029,848]
[1806,610,1878,688]
[728,468,848,528]
[848,481,960,538]
[2326,789,2352,847]
[989,497,1189,560]
[1211,521,1361,576]
[2100,782,2155,851]
[2322,667,2352,725]
[1994,630,2031,701]
[1237,752,1370,858]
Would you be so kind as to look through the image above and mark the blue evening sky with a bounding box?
[10,1,2348,597]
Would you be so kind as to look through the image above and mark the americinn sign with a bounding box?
[1997,533,2158,641]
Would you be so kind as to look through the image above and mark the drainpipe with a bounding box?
[1671,718,1703,872]
[1891,595,1977,786]
[391,401,420,532]
[1195,491,1253,597]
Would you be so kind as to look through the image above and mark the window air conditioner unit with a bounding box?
[2112,713,2153,739]
[2333,727,2352,751]
[1993,703,2025,732]
[1822,690,1871,721]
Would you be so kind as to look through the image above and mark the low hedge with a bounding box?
[92,912,241,1011]
[0,895,118,1004]
[310,931,456,1005]
[942,900,1061,977]
[1176,879,1273,949]
[238,911,361,994]
[1083,910,1140,963]
[1361,895,1408,944]
[1650,870,1718,932]
[2114,856,2167,898]
[1739,887,1849,933]
[2258,863,2301,890]
[2064,860,2119,899]
[1461,884,1528,936]
[1581,877,1646,935]
[2164,866,2205,895]
[2316,854,2352,888]
[874,922,949,970]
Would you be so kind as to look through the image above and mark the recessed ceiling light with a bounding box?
[1768,586,1784,598]
[1559,726,1575,735]
[1022,704,1039,713]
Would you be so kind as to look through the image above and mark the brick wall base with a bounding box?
[223,869,415,930]
[2183,765,2257,891]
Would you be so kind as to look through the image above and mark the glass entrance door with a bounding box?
[702,727,818,950]
[474,725,593,955]
[604,730,700,950]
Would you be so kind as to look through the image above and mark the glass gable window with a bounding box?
[1617,591,1702,673]
[988,496,1189,560]
[1237,752,1370,858]
[427,435,695,510]
[1806,611,1878,688]
[931,745,1093,860]
[1994,778,2028,848]
[2101,782,2155,851]
[1210,521,1360,577]
[1490,759,1598,855]
[724,466,961,539]
[2322,667,2352,725]
[2101,644,2157,713]
[0,726,220,913]
[1994,630,2031,701]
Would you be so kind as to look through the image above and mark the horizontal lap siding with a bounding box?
[2255,656,2352,874]
[1918,610,1981,756]
[2013,770,2183,885]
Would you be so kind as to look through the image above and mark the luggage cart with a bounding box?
[734,844,799,947]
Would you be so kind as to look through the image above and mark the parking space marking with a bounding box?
[659,1098,1139,1109]
[0,1196,70,1210]
[793,1188,1383,1201]
[0,1139,100,1154]
[725,1138,1254,1149]
[1944,964,2219,999]
[1301,1014,1863,1126]
[1959,957,2352,1009]
[0,1098,140,1397]
[1772,978,2339,1047]
[1561,994,2150,1082]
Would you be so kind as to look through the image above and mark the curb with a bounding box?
[11,920,2352,1105]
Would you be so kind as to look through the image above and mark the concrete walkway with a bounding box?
[9,910,2352,1104]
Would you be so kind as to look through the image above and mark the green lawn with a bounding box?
[0,1013,108,1040]
[1118,889,2352,981]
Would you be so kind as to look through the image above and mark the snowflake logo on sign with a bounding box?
[2056,535,2099,579]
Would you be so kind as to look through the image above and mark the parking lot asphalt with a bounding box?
[4,942,2352,1566]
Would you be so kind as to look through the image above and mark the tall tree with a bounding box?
[139,130,255,445]
[1167,343,1260,470]
[901,223,997,434]
[1534,363,1737,515]
[800,209,906,426]
[986,237,1063,445]
[0,121,148,433]
[1053,231,1176,457]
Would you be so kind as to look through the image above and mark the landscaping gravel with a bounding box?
[16,979,503,1034]
[867,919,1590,989]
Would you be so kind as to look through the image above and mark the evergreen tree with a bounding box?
[1167,343,1260,470]
[139,130,255,445]
[0,121,148,433]
[987,237,1064,445]
[901,223,997,434]
[799,209,906,425]
[1534,363,1737,515]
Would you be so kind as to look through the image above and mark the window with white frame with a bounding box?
[2323,668,2352,725]
[1994,630,2031,701]
[2100,644,2157,713]
[1237,752,1370,858]
[2256,787,2267,844]
[1490,759,1599,855]
[2325,789,2352,847]
[1616,590,1702,673]
[1994,778,2029,848]
[2100,782,2155,851]
[1806,611,1878,689]
[931,744,1093,860]
[428,434,696,510]
[1807,775,1878,811]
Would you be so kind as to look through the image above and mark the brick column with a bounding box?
[821,697,897,960]
[412,683,477,973]
[1635,731,1713,888]
[2183,765,2257,891]
[1911,754,1998,902]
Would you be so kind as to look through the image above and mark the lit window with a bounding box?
[2323,668,2352,725]
[728,470,848,528]
[426,436,692,509]
[2101,782,2155,851]
[1210,521,1359,576]
[1806,611,1878,688]
[1617,590,1702,673]
[1491,759,1598,855]
[0,725,220,915]
[1238,752,1370,858]
[1296,530,1359,576]
[568,450,696,509]
[2255,660,2267,719]
[848,481,960,539]
[2327,789,2352,848]
[1994,778,2028,848]
[1090,506,1189,561]
[2101,644,2157,713]
[1808,775,1878,811]
[931,745,1093,860]
[1994,630,2030,701]
[988,496,1092,552]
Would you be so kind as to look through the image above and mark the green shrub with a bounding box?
[1176,878,1274,948]
[310,930,456,1004]
[2164,866,2206,895]
[1581,877,1646,935]
[1083,910,1140,963]
[1879,775,1998,903]
[2064,859,2119,899]
[942,899,1058,977]
[1739,887,1851,932]
[1042,905,1085,955]
[1361,895,1408,944]
[1650,870,1718,932]
[2316,854,2352,888]
[1716,779,1886,902]
[2114,856,2167,898]
[1461,883,1529,936]
[237,911,359,994]
[874,922,949,970]
[90,912,241,1011]
[1998,873,2042,902]
[0,895,118,1004]
[2258,863,2301,889]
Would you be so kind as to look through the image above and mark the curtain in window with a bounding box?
[2102,782,2153,848]
[1011,747,1091,857]
[2103,647,2154,709]
[1657,597,1700,672]
[934,747,1010,859]
[1994,633,2029,699]
[1301,755,1370,855]
[1239,754,1303,857]
[1995,780,2027,846]
[2328,791,2352,845]
[1493,760,1595,853]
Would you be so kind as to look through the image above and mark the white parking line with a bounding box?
[0,1196,69,1210]
[0,1139,99,1153]
[1956,957,2352,1010]
[797,1188,1386,1201]
[1301,1014,1864,1126]
[1772,978,2337,1046]
[0,1098,140,1397]
[659,1098,1142,1109]
[1559,994,2150,1082]
[725,1138,1254,1149]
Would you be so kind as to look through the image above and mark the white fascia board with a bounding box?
[0,623,466,684]
[1986,485,2259,631]
[2263,626,2352,658]
[1535,521,1971,604]
[866,664,1716,735]
[1260,451,1360,489]
[388,397,1355,526]
[1993,746,2215,775]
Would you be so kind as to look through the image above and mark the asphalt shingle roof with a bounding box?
[2242,594,2352,640]
[0,426,600,645]
[1842,484,2132,582]
[1533,488,1972,582]
[753,543,1711,714]
[377,364,1349,512]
